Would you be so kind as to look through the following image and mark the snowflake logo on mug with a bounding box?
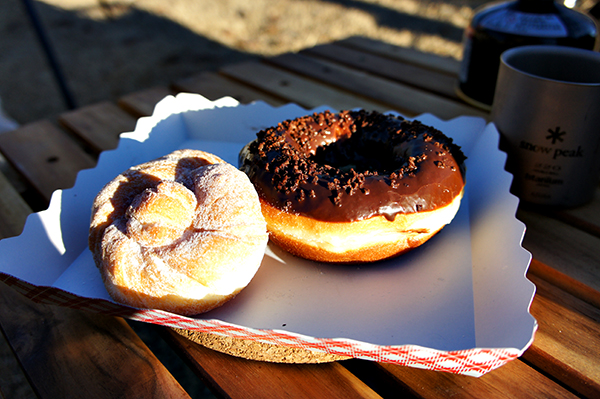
[546,126,566,145]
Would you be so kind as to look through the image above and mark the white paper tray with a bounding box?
[0,93,536,376]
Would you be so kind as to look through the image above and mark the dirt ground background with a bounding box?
[2,0,597,128]
[0,1,597,398]
[0,0,499,128]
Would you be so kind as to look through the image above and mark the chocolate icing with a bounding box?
[239,110,466,222]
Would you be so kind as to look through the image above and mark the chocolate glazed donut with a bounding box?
[239,110,466,263]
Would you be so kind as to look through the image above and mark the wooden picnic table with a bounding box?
[0,36,599,398]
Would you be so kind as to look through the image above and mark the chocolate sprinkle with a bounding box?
[239,110,466,222]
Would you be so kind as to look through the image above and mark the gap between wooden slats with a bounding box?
[265,53,487,120]
[161,328,382,399]
[0,120,96,203]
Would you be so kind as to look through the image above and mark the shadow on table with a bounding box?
[1,1,258,125]
[1,0,478,126]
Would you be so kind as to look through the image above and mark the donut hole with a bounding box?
[311,135,401,175]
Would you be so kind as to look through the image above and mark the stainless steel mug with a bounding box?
[491,45,600,207]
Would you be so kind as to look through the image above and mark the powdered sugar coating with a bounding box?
[89,149,268,316]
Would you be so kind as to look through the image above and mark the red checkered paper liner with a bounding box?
[0,272,526,377]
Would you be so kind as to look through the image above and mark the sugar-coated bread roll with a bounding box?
[89,149,268,316]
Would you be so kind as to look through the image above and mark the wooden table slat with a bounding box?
[173,71,288,107]
[519,208,600,293]
[303,43,459,100]
[221,60,392,112]
[340,36,462,76]
[525,273,600,398]
[0,283,190,399]
[163,329,383,399]
[0,312,36,399]
[529,259,600,310]
[59,101,138,154]
[0,120,96,202]
[267,52,487,120]
[379,358,579,399]
[554,187,600,239]
[0,171,31,240]
[118,86,175,118]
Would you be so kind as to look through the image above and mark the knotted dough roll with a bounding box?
[89,149,268,316]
